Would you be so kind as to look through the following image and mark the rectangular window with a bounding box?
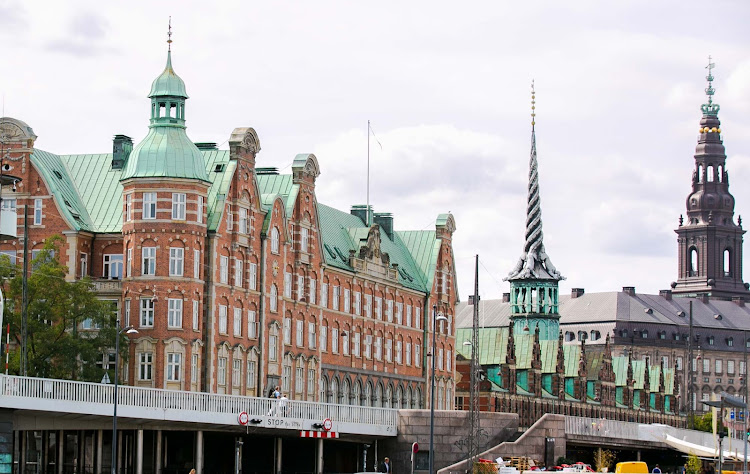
[365,335,372,359]
[344,289,351,313]
[716,359,723,374]
[375,337,382,360]
[172,193,186,220]
[396,341,403,364]
[284,272,292,298]
[676,356,683,371]
[309,279,316,304]
[191,354,198,384]
[741,361,746,375]
[248,263,257,290]
[406,305,412,327]
[233,308,242,337]
[0,250,16,265]
[103,254,123,279]
[218,357,227,386]
[169,248,184,276]
[365,295,372,317]
[248,310,257,338]
[124,299,131,327]
[386,339,392,362]
[269,335,278,361]
[296,320,304,347]
[320,325,327,351]
[166,353,181,381]
[321,283,328,308]
[342,331,349,356]
[447,349,452,372]
[247,360,256,388]
[127,248,132,277]
[193,300,200,330]
[234,259,243,287]
[309,322,316,349]
[300,227,308,252]
[415,343,420,367]
[353,332,360,357]
[438,348,444,369]
[142,247,156,275]
[375,297,382,320]
[406,341,411,365]
[728,360,735,375]
[232,359,241,386]
[332,328,339,353]
[219,305,228,334]
[125,194,132,222]
[140,298,154,327]
[197,196,204,224]
[80,253,88,278]
[0,199,15,211]
[193,249,200,279]
[167,299,183,328]
[142,192,156,219]
[307,368,315,395]
[354,292,361,316]
[220,256,229,284]
[239,208,249,234]
[332,286,340,311]
[703,358,710,374]
[34,198,43,225]
[283,318,291,345]
[138,352,153,380]
[295,366,304,393]
[396,302,403,325]
[282,365,291,392]
[386,300,393,322]
[415,307,421,329]
[297,275,304,301]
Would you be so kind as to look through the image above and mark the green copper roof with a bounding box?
[201,149,235,231]
[121,127,210,182]
[398,230,439,291]
[456,327,507,365]
[563,345,580,377]
[149,51,188,98]
[61,153,123,232]
[632,360,646,389]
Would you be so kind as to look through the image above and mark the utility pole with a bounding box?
[468,255,480,472]
[20,204,28,376]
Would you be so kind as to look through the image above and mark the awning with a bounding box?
[664,434,749,461]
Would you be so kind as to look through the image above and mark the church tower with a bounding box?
[504,83,564,340]
[672,59,750,299]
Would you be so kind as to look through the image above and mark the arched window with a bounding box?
[565,331,575,342]
[271,227,280,253]
[707,165,715,182]
[385,385,393,408]
[269,284,278,312]
[724,249,732,276]
[406,386,413,409]
[698,164,704,182]
[689,248,698,277]
[415,386,423,408]
[396,385,403,409]
[342,378,351,405]
[375,383,383,406]
[590,330,601,341]
[365,382,373,406]
[329,378,338,404]
[354,380,362,406]
[320,375,328,402]
[577,331,587,341]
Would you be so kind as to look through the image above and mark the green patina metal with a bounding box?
[542,374,552,393]
[516,370,528,392]
[587,380,595,399]
[701,56,720,117]
[565,377,574,397]
[616,386,624,405]
[633,390,641,408]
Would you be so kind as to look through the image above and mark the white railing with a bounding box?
[565,416,640,440]
[0,374,397,431]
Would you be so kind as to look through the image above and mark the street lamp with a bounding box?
[112,318,138,474]
[429,306,448,474]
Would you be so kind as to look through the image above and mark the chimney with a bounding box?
[659,289,672,301]
[622,286,636,296]
[374,212,393,239]
[112,135,133,170]
[733,296,745,307]
[469,295,482,305]
[571,288,585,298]
[699,293,709,304]
[502,293,510,303]
[350,205,372,225]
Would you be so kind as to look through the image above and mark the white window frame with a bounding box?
[320,325,327,351]
[247,360,256,388]
[248,310,257,338]
[220,256,229,283]
[172,193,186,220]
[138,352,153,381]
[300,227,309,252]
[321,283,328,308]
[218,357,227,386]
[34,198,43,225]
[232,359,242,386]
[308,322,316,349]
[344,289,351,313]
[332,286,340,311]
[283,318,291,345]
[406,305,412,327]
[140,298,154,327]
[415,343,420,367]
[166,353,181,381]
[309,279,316,304]
[297,275,304,301]
[234,259,243,287]
[249,262,258,290]
[332,328,339,353]
[167,298,183,328]
[365,295,372,317]
[193,249,200,279]
[295,366,304,394]
[271,227,280,253]
[193,300,200,330]
[142,247,156,275]
[296,320,304,347]
[169,247,184,276]
[103,254,123,279]
[375,297,382,320]
[142,192,157,219]
[270,284,278,312]
[284,272,292,298]
[125,194,132,222]
[126,248,132,277]
[396,302,403,325]
[197,195,204,224]
[239,208,249,234]
[219,305,228,334]
[233,307,242,337]
[269,334,278,361]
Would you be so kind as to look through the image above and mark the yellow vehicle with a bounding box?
[615,462,649,474]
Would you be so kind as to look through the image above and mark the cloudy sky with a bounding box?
[1,0,749,302]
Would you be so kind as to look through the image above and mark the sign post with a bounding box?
[411,442,419,474]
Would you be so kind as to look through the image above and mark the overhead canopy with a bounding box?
[664,434,749,461]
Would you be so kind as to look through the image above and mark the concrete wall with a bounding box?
[381,409,519,474]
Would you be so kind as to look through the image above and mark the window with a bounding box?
[707,335,715,346]
[284,272,292,298]
[234,259,243,287]
[320,325,327,351]
[332,328,339,353]
[309,322,316,349]
[248,310,258,338]
[247,360,256,388]
[248,263,257,290]
[169,248,184,276]
[406,342,411,365]
[716,359,723,374]
[218,357,227,385]
[142,247,156,275]
[375,336,382,360]
[396,302,403,325]
[282,364,291,392]
[103,254,123,279]
[239,208,249,234]
[283,318,291,345]
[193,249,200,279]
[172,193,186,220]
[301,227,308,252]
[344,289,351,313]
[447,349,452,372]
[406,305,412,327]
[269,334,278,361]
[191,354,198,384]
[167,299,183,328]
[33,198,42,225]
[386,300,393,322]
[365,335,372,359]
[703,358,710,373]
[375,297,382,320]
[321,283,328,308]
[354,292,362,316]
[295,366,304,393]
[307,368,315,394]
[270,284,278,312]
[297,275,304,301]
[193,300,200,330]
[138,352,153,380]
[332,286,340,311]
[1,199,15,211]
[0,250,16,265]
[309,279,316,304]
[142,192,156,219]
[271,227,280,253]
[233,308,242,336]
[80,253,88,277]
[728,337,734,347]
[233,359,242,386]
[396,341,403,364]
[728,360,735,375]
[219,305,228,334]
[296,320,304,346]
[386,339,393,362]
[127,248,132,277]
[415,307,421,329]
[353,332,361,357]
[342,330,349,356]
[166,353,182,381]
[140,298,154,327]
[741,361,746,375]
[415,343,420,367]
[197,196,204,224]
[124,299,131,326]
[125,194,132,221]
[365,295,372,317]
[220,256,229,283]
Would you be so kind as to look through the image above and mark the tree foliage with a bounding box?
[593,448,616,472]
[685,454,702,474]
[1,235,126,381]
[691,412,714,433]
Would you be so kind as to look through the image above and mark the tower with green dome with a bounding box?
[504,82,564,341]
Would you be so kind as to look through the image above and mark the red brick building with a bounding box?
[0,45,457,409]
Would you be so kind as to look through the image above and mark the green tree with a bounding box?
[685,453,701,474]
[1,236,126,381]
[692,412,714,433]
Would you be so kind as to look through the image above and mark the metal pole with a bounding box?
[21,204,28,376]
[468,255,480,472]
[112,318,120,474]
[429,304,437,474]
[366,120,370,226]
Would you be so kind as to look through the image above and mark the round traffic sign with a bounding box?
[238,411,249,425]
[412,442,419,453]
[323,418,333,431]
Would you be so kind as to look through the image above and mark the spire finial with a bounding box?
[701,56,720,116]
[531,79,536,130]
[167,17,173,52]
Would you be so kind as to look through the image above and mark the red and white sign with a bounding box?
[300,431,339,438]
[323,418,333,431]
[238,412,249,425]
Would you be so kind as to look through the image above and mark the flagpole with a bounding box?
[367,119,370,226]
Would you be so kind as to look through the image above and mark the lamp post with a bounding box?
[463,341,475,473]
[428,305,448,474]
[112,318,138,474]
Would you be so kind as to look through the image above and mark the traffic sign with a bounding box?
[238,412,249,425]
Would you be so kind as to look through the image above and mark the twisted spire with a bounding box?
[506,81,564,281]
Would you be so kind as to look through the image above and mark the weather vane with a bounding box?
[167,17,173,52]
[531,80,536,130]
[701,55,720,116]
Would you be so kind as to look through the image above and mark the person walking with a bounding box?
[652,465,661,474]
[267,386,281,416]
[278,393,289,417]
[380,457,391,473]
